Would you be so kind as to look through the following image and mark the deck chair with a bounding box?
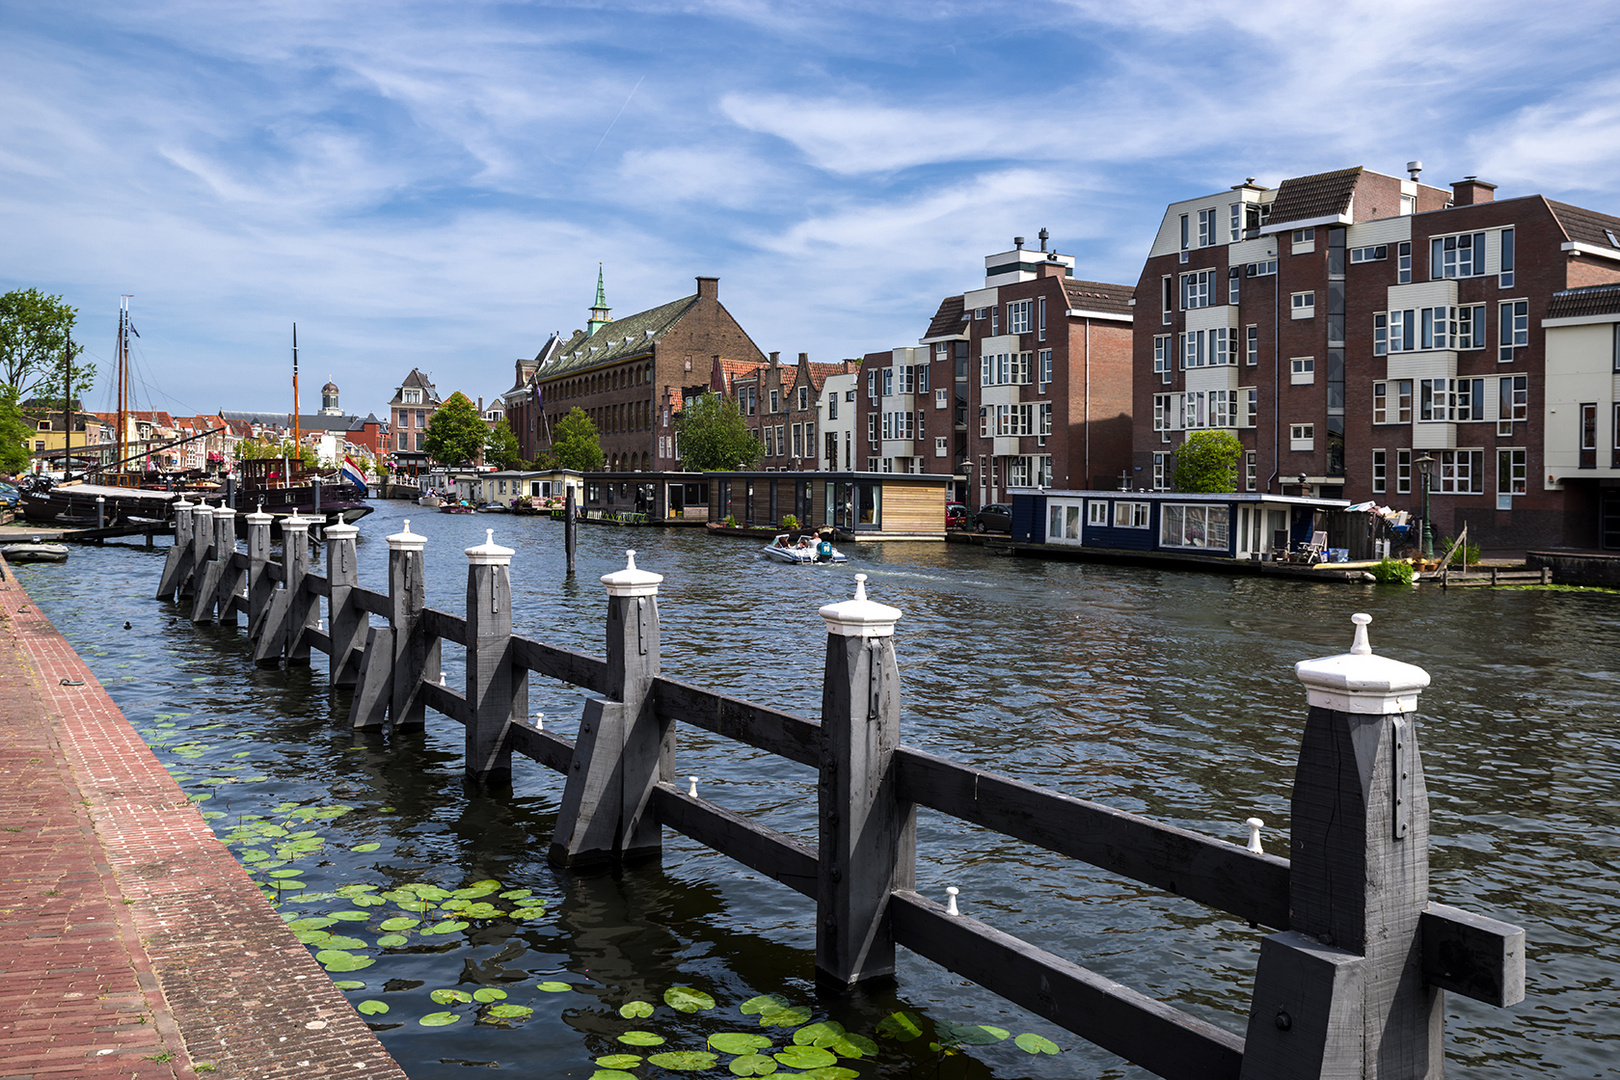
[1300,530,1329,563]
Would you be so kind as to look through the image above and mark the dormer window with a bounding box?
[403,389,422,404]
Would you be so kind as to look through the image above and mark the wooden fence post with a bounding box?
[156,497,195,600]
[324,522,362,688]
[212,507,240,626]
[1241,613,1438,1079]
[245,510,274,637]
[387,520,433,731]
[464,529,523,785]
[550,550,665,866]
[188,505,218,623]
[282,516,315,667]
[816,573,914,988]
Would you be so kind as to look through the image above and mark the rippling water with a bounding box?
[13,503,1619,1079]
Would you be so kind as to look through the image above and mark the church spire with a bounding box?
[587,263,612,336]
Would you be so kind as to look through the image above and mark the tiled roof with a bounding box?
[388,369,441,407]
[716,357,763,389]
[802,361,853,394]
[1062,279,1134,317]
[1547,283,1620,320]
[541,295,699,380]
[1268,166,1363,226]
[923,295,967,338]
[1547,200,1620,251]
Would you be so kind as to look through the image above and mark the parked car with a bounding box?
[974,503,1012,534]
[946,501,968,529]
[0,480,19,513]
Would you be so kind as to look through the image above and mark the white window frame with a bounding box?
[1499,300,1528,363]
[1372,449,1387,494]
[1088,500,1109,527]
[1291,356,1315,384]
[1245,325,1258,367]
[934,387,948,409]
[1431,232,1487,280]
[1290,423,1315,451]
[1245,450,1257,491]
[1291,291,1316,319]
[1114,501,1149,528]
[1007,299,1033,335]
[1154,335,1173,384]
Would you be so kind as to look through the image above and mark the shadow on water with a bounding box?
[13,501,1620,1078]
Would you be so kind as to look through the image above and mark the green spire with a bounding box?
[588,263,611,337]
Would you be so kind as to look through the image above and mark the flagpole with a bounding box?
[292,323,301,466]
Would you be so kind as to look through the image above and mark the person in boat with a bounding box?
[797,535,814,550]
[815,529,835,563]
[775,535,791,549]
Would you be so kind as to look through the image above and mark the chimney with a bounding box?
[1451,176,1497,206]
[696,276,719,299]
[769,351,779,365]
[1406,160,1423,181]
[1013,236,1025,249]
[798,352,808,364]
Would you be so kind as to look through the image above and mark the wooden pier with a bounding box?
[155,498,1527,1079]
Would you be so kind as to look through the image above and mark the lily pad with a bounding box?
[498,889,532,900]
[826,1033,877,1058]
[936,1022,1010,1046]
[619,1000,654,1019]
[795,1068,859,1080]
[294,929,331,945]
[486,1003,532,1020]
[321,954,374,972]
[536,981,573,993]
[618,1031,664,1047]
[327,910,370,922]
[322,934,367,950]
[379,917,419,931]
[758,1006,811,1028]
[773,1045,836,1069]
[740,994,790,1016]
[266,869,304,878]
[472,988,507,1003]
[595,1055,642,1068]
[664,986,716,1013]
[876,1011,923,1042]
[375,933,409,948]
[351,893,386,907]
[430,989,473,1005]
[357,1000,389,1015]
[648,1051,719,1071]
[423,919,470,935]
[794,1021,845,1046]
[289,917,336,930]
[728,1055,778,1077]
[332,980,366,990]
[350,843,380,853]
[419,1011,460,1027]
[1014,1032,1061,1055]
[590,1072,636,1080]
[709,1032,773,1055]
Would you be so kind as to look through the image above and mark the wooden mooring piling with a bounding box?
[155,502,1526,1079]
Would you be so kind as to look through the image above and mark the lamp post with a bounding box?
[1415,453,1435,559]
[958,459,973,508]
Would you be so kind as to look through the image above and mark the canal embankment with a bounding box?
[0,553,406,1079]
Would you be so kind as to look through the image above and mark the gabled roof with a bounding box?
[1268,166,1363,226]
[541,294,699,380]
[1547,200,1620,251]
[389,369,441,407]
[716,357,764,389]
[787,361,853,395]
[1062,279,1134,317]
[924,295,967,339]
[1547,282,1620,320]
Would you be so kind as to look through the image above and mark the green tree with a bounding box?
[235,437,319,470]
[1173,429,1243,493]
[549,407,603,472]
[485,416,523,470]
[0,289,86,400]
[674,392,762,471]
[423,392,486,467]
[0,388,32,474]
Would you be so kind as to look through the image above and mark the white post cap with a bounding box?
[191,503,214,520]
[387,518,425,552]
[279,515,314,535]
[324,522,358,542]
[465,528,514,566]
[244,510,274,526]
[602,550,662,597]
[1295,613,1430,715]
[820,574,901,638]
[173,498,194,511]
[213,506,237,521]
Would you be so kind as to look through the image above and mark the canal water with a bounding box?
[12,502,1619,1079]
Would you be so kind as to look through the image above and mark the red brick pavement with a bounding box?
[0,555,408,1079]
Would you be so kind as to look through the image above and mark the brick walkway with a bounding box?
[0,556,407,1079]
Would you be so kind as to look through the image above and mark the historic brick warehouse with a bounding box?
[1134,163,1620,549]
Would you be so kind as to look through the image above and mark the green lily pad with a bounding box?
[728,1054,778,1077]
[439,899,471,912]
[795,1068,859,1080]
[430,989,473,1005]
[794,1021,845,1046]
[740,994,790,1016]
[294,929,331,945]
[595,1055,641,1068]
[350,843,380,853]
[327,910,370,922]
[619,1000,654,1019]
[460,902,501,919]
[648,1051,719,1071]
[322,934,367,950]
[289,917,336,930]
[239,849,269,862]
[423,919,469,935]
[709,1032,773,1055]
[486,1003,532,1020]
[266,869,304,878]
[618,1030,664,1047]
[536,981,573,993]
[758,1006,811,1028]
[393,899,430,912]
[936,1022,1010,1046]
[321,954,374,972]
[472,988,507,1003]
[332,980,366,990]
[827,1033,877,1058]
[664,986,715,1013]
[379,917,419,931]
[876,1011,923,1042]
[498,889,532,900]
[357,1000,389,1015]
[774,1046,836,1069]
[315,949,362,965]
[590,1072,636,1080]
[351,893,386,907]
[1014,1032,1061,1055]
[375,933,409,948]
[419,1011,459,1027]
[335,884,377,897]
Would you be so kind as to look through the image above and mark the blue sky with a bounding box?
[6,0,1620,421]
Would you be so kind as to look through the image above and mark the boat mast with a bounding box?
[62,330,73,482]
[116,296,131,474]
[292,323,301,473]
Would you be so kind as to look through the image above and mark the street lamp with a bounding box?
[958,459,973,507]
[1414,453,1435,559]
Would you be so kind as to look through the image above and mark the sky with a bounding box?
[6,0,1620,421]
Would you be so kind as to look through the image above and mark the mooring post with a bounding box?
[245,509,274,636]
[464,529,523,785]
[815,573,914,989]
[324,522,362,688]
[282,516,315,666]
[156,497,195,600]
[386,519,433,731]
[211,506,240,626]
[549,549,665,866]
[1240,613,1438,1079]
[564,486,578,574]
[188,504,217,622]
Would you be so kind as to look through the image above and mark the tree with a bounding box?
[423,392,486,467]
[0,388,31,475]
[236,436,319,470]
[1173,430,1243,493]
[549,407,603,472]
[485,416,523,470]
[0,289,85,400]
[675,392,762,471]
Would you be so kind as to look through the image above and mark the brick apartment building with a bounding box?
[1133,164,1620,549]
[386,369,442,478]
[712,351,858,471]
[869,236,1133,507]
[532,273,766,471]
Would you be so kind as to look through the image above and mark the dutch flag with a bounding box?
[341,455,369,493]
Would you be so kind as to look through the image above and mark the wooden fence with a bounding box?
[155,498,1527,1079]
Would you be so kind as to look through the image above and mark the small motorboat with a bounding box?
[2,539,70,564]
[761,532,846,564]
[439,502,477,514]
[417,491,444,508]
[476,502,509,513]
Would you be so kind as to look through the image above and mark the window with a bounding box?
[846,389,855,402]
[1038,349,1053,385]
[866,371,876,401]
[991,307,999,335]
[765,426,776,456]
[1420,306,1453,350]
[1388,309,1416,352]
[1397,241,1412,283]
[881,370,893,397]
[1457,304,1485,350]
[1208,389,1237,428]
[798,386,810,410]
[1181,269,1214,309]
[1161,276,1173,325]
[1229,202,1242,244]
[1432,232,1486,279]
[827,393,838,420]
[1372,449,1387,493]
[1454,378,1485,422]
[416,410,425,427]
[1008,299,1033,334]
[867,414,878,446]
[1246,325,1258,366]
[1038,296,1047,342]
[1401,193,1416,215]
[935,387,948,409]
[1373,380,1413,424]
[1179,214,1189,252]
[1184,391,1204,429]
[1500,227,1515,288]
[1160,504,1230,549]
[1291,356,1315,384]
[1152,452,1167,490]
[1397,449,1412,494]
[1499,300,1528,362]
[1153,393,1174,431]
[1182,330,1204,369]
[1292,227,1316,253]
[1089,500,1109,526]
[776,425,785,454]
[1498,375,1527,435]
[1228,266,1241,304]
[1211,328,1232,367]
[1374,312,1388,355]
[1244,387,1258,427]
[1497,448,1526,507]
[403,388,422,404]
[1154,335,1173,383]
[771,388,781,412]
[1291,291,1315,319]
[1115,501,1149,528]
[1245,450,1257,491]
[1580,402,1598,467]
[1350,244,1388,263]
[974,307,987,321]
[934,436,948,457]
[1198,208,1215,247]
[1245,259,1277,277]
[1040,402,1052,436]
[1438,449,1484,493]
[1290,424,1314,450]
[1419,378,1447,421]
